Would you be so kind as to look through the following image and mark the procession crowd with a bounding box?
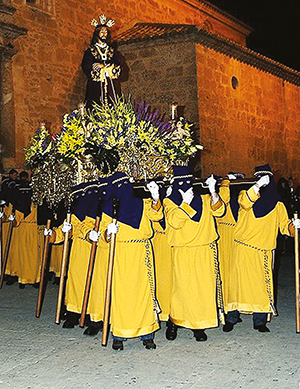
[0,164,299,350]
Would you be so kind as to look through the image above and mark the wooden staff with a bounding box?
[0,201,5,276]
[294,212,300,333]
[102,198,120,347]
[0,207,15,289]
[55,210,72,324]
[35,218,51,318]
[79,199,104,328]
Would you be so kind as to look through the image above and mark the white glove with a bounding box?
[107,222,119,236]
[227,174,237,180]
[179,187,194,205]
[0,211,4,219]
[256,175,270,188]
[147,181,160,201]
[166,186,172,197]
[205,174,217,194]
[44,228,52,236]
[62,221,72,233]
[89,230,100,242]
[293,219,300,229]
[8,214,15,222]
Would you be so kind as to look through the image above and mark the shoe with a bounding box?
[143,339,156,349]
[33,283,39,289]
[223,322,234,332]
[193,329,207,341]
[166,320,178,340]
[254,325,270,333]
[237,317,243,323]
[112,340,124,350]
[53,277,60,285]
[18,283,25,289]
[62,320,77,329]
[6,276,17,285]
[83,326,100,336]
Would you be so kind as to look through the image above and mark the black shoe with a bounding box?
[33,283,39,289]
[62,320,77,329]
[6,276,17,285]
[53,277,60,285]
[193,329,207,341]
[143,339,156,349]
[83,325,101,336]
[166,319,178,341]
[18,283,25,289]
[254,325,270,333]
[223,322,234,332]
[112,340,124,350]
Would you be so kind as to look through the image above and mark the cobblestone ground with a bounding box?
[0,254,300,389]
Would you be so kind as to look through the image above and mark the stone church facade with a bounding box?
[1,0,300,182]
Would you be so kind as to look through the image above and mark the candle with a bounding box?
[171,102,178,120]
[78,102,86,118]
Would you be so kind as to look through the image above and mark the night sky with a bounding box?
[208,0,300,72]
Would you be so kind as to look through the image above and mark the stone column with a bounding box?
[0,44,17,159]
[0,2,27,170]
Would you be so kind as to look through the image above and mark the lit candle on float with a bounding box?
[78,102,86,118]
[171,102,178,120]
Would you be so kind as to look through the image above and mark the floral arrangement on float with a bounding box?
[24,96,203,206]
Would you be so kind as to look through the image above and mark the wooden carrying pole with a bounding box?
[294,212,300,333]
[79,212,102,328]
[0,208,15,289]
[102,198,119,347]
[35,218,51,318]
[55,211,72,324]
[0,202,4,277]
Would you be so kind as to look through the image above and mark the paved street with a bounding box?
[0,253,300,389]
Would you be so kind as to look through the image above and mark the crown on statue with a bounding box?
[91,14,115,28]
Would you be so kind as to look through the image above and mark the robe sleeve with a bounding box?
[219,179,230,205]
[277,201,295,237]
[211,197,226,217]
[238,187,260,211]
[164,198,196,230]
[144,199,163,222]
[81,49,95,80]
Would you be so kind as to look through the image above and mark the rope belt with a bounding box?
[209,241,225,325]
[234,239,277,315]
[123,239,161,321]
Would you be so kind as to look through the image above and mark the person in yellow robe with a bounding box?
[51,180,109,335]
[152,217,172,322]
[164,166,225,342]
[150,181,172,322]
[4,177,41,288]
[224,164,299,332]
[217,173,247,312]
[100,172,163,350]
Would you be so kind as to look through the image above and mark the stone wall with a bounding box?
[118,34,199,127]
[196,44,300,182]
[6,0,249,168]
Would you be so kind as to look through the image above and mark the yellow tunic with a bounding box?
[49,243,63,277]
[6,205,41,284]
[3,204,18,277]
[151,220,172,322]
[227,186,293,314]
[217,180,236,309]
[54,215,109,322]
[100,199,163,338]
[164,196,225,329]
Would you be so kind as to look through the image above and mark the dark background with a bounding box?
[208,0,300,71]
